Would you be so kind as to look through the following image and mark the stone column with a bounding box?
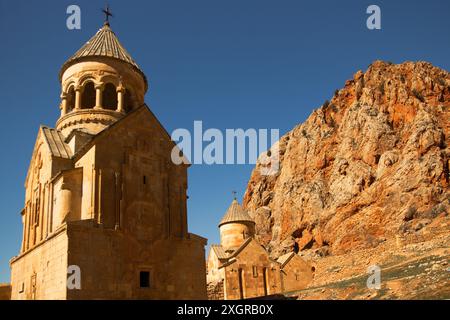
[116,86,125,113]
[94,84,104,109]
[60,183,72,224]
[25,204,31,250]
[74,85,82,111]
[20,209,27,253]
[60,93,68,116]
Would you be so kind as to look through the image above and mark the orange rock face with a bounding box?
[244,61,449,258]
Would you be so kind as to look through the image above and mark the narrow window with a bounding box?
[238,268,245,299]
[140,271,150,288]
[33,189,40,226]
[143,175,147,185]
[263,267,269,296]
[252,266,258,278]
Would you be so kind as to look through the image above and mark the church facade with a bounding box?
[207,199,314,300]
[9,21,207,300]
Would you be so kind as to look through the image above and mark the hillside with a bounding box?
[243,61,450,299]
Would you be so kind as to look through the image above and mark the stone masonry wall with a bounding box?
[0,284,11,300]
[10,228,68,300]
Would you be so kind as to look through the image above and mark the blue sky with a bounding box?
[0,0,449,283]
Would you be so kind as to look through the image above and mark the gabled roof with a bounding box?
[71,105,189,165]
[226,237,253,259]
[219,199,255,227]
[215,238,279,269]
[25,126,73,187]
[63,129,94,144]
[26,105,186,189]
[59,23,147,88]
[277,252,295,268]
[211,245,229,260]
[41,126,72,159]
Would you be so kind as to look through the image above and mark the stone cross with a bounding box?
[102,5,113,25]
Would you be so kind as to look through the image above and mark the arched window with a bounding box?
[81,82,96,109]
[66,86,75,112]
[103,83,117,110]
[123,89,133,113]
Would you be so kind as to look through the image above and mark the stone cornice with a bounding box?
[9,224,68,265]
[56,109,123,130]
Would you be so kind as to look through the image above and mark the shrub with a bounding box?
[328,117,336,128]
[404,206,417,221]
[412,89,425,102]
[437,77,446,86]
[423,204,447,219]
[301,129,308,138]
[378,81,385,95]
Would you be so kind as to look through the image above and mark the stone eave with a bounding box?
[9,223,68,266]
[278,252,295,269]
[49,167,83,184]
[188,233,208,246]
[218,257,237,269]
[59,55,148,92]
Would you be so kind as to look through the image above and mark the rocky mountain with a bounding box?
[243,60,449,260]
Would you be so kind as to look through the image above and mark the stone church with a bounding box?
[207,199,314,300]
[9,21,207,300]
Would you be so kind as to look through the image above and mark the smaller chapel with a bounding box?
[206,198,314,300]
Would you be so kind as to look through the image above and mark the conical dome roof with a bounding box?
[59,23,147,87]
[219,199,255,227]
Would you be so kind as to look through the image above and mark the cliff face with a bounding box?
[244,61,449,258]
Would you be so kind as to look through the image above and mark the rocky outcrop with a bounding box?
[244,61,449,258]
